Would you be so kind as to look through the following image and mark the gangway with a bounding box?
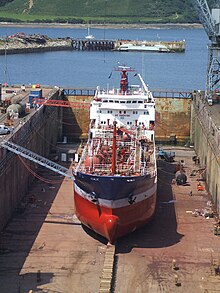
[0,140,74,180]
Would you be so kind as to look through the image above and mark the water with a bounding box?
[0,25,208,91]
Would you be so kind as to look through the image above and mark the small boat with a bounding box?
[118,43,170,52]
[72,65,157,243]
[85,26,95,40]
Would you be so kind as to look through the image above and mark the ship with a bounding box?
[118,42,170,52]
[72,66,157,244]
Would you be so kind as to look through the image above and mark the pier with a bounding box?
[72,39,115,51]
[71,39,185,52]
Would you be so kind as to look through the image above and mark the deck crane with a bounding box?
[191,0,220,104]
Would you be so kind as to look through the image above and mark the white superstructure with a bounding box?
[90,74,155,132]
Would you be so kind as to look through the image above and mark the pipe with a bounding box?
[111,121,117,175]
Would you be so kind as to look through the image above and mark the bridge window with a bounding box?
[120,101,126,103]
[127,101,131,103]
[133,111,138,114]
[138,101,143,103]
[108,110,112,113]
[132,101,137,103]
[115,100,119,103]
[144,110,149,115]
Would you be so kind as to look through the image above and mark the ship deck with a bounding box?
[0,147,219,292]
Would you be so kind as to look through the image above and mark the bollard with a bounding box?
[172,259,179,270]
[174,274,181,286]
[37,270,41,282]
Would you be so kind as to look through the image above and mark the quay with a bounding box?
[0,85,219,292]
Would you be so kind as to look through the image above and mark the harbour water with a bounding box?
[0,25,208,91]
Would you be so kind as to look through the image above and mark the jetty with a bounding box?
[0,33,185,54]
[0,33,73,55]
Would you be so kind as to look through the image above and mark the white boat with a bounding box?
[118,43,170,52]
[85,26,95,40]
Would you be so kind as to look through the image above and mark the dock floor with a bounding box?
[0,147,219,293]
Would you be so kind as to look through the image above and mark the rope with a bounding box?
[18,155,65,184]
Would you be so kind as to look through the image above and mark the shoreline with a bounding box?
[0,22,203,30]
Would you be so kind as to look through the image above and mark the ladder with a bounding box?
[0,140,74,180]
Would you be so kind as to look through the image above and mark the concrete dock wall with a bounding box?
[191,92,220,213]
[155,97,191,143]
[0,89,62,231]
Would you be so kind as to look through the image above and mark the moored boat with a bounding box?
[72,65,157,243]
[118,42,170,52]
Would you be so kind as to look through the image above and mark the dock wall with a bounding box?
[0,89,62,230]
[191,92,220,213]
[63,90,192,144]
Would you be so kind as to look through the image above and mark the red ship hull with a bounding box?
[74,190,157,244]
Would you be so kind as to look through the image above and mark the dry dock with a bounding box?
[0,146,219,293]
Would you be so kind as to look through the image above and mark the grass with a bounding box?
[0,12,183,24]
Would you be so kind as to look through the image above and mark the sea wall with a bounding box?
[0,45,72,55]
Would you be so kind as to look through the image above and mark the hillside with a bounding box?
[0,0,209,23]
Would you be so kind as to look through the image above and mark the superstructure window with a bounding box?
[108,110,113,113]
[144,110,149,115]
[132,101,137,103]
[133,111,138,114]
[120,101,126,103]
[138,101,143,103]
[127,101,131,103]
